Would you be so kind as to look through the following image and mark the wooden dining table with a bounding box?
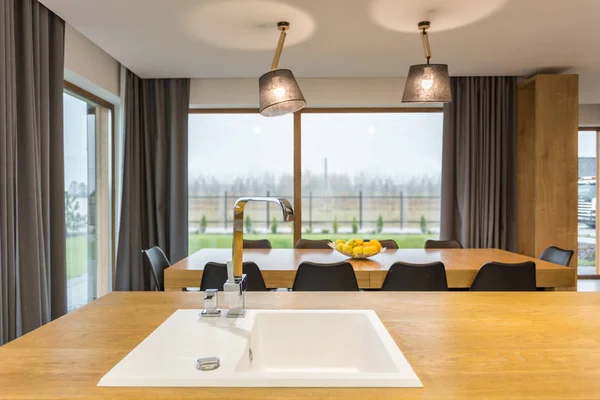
[164,248,576,290]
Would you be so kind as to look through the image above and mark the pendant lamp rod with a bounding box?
[271,21,290,71]
[419,21,432,65]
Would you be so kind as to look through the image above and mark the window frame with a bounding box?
[189,107,444,246]
[63,81,116,300]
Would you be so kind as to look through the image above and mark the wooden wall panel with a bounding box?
[517,85,537,257]
[517,74,579,285]
[533,75,579,268]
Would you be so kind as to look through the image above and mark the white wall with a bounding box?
[64,24,120,104]
[189,77,439,108]
[580,104,600,127]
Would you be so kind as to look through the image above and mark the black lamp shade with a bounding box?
[259,69,306,117]
[402,64,451,103]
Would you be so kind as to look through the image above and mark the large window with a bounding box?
[301,112,442,246]
[188,110,443,252]
[188,113,294,252]
[63,86,112,311]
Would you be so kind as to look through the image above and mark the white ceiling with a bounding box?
[41,0,600,102]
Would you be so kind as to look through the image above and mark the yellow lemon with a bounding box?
[335,239,345,245]
[342,244,353,254]
[346,239,357,248]
[363,246,376,255]
[354,238,364,245]
[352,246,364,256]
[336,243,345,252]
[369,239,382,250]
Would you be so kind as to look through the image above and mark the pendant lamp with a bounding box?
[402,21,451,103]
[259,21,306,117]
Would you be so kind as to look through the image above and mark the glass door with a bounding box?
[63,89,112,311]
[578,129,599,277]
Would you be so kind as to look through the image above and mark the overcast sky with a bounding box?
[64,93,89,188]
[579,130,596,158]
[188,112,444,184]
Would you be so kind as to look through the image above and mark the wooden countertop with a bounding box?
[1,292,599,399]
[165,248,576,290]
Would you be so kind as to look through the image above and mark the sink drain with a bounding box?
[196,357,220,371]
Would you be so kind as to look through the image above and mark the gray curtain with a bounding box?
[0,0,66,345]
[115,70,190,291]
[441,77,518,250]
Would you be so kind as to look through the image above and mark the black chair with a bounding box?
[200,261,268,291]
[424,239,464,249]
[540,246,574,266]
[141,246,171,291]
[469,261,536,291]
[292,261,359,291]
[243,239,272,249]
[381,261,448,291]
[295,239,332,249]
[379,240,399,250]
[362,239,399,249]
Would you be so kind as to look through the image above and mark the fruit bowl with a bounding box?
[328,240,387,260]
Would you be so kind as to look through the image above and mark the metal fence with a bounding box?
[189,191,441,233]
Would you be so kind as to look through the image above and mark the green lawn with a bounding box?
[578,258,596,266]
[189,233,437,254]
[66,235,93,280]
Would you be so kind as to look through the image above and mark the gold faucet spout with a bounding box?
[231,197,294,277]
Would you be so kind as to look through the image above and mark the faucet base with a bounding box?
[225,309,246,318]
[224,274,247,318]
[200,309,222,317]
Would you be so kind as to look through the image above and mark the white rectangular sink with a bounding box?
[98,309,421,388]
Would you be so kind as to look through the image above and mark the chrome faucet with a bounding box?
[224,197,294,318]
[201,289,221,317]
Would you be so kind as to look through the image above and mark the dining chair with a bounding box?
[424,239,464,249]
[379,240,399,249]
[381,261,448,291]
[200,261,269,291]
[292,261,359,291]
[295,238,332,249]
[539,246,574,266]
[243,239,272,249]
[469,261,536,291]
[141,246,171,291]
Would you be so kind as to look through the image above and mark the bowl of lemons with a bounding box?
[328,238,386,259]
